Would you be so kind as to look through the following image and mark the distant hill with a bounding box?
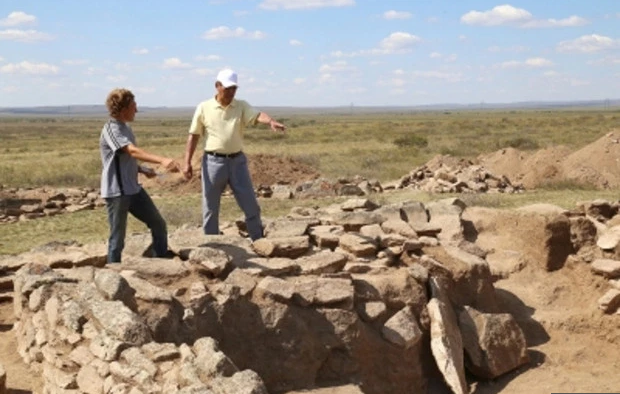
[0,99,619,117]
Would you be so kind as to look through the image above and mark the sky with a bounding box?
[0,0,619,108]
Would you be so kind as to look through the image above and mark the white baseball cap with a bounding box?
[216,69,238,88]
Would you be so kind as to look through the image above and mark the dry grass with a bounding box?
[1,109,620,254]
[2,110,619,188]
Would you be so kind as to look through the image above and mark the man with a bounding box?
[100,88,181,263]
[183,69,286,240]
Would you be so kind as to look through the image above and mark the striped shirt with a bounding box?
[99,119,141,198]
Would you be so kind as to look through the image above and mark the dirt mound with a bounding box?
[477,146,571,189]
[142,154,321,194]
[562,132,620,188]
[478,131,620,189]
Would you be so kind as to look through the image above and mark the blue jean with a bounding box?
[105,188,168,263]
[201,152,263,240]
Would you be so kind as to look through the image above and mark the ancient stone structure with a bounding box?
[2,196,619,393]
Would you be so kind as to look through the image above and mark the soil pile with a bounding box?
[141,153,321,194]
[478,131,620,189]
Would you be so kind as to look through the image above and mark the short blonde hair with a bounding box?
[105,88,135,117]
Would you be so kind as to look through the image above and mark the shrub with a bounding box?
[393,134,428,148]
[504,137,539,150]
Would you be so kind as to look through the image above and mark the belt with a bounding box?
[205,151,242,158]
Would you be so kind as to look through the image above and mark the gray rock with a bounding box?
[251,237,310,259]
[94,270,136,305]
[256,276,295,302]
[242,257,301,277]
[308,225,345,249]
[428,297,468,394]
[188,247,232,278]
[382,306,422,348]
[90,301,152,345]
[458,306,529,379]
[296,251,348,275]
[90,334,126,362]
[591,259,620,278]
[264,220,309,238]
[598,289,620,313]
[338,233,377,258]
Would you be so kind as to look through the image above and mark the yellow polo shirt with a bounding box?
[188,97,260,154]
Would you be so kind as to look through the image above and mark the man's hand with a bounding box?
[183,163,193,180]
[269,119,286,133]
[162,158,181,173]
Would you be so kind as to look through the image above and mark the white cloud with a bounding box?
[259,0,355,10]
[376,32,421,54]
[570,78,589,86]
[195,55,221,61]
[488,45,529,52]
[461,5,588,28]
[0,61,59,75]
[330,50,356,58]
[193,68,214,76]
[411,70,464,82]
[557,34,618,53]
[445,54,458,63]
[162,58,192,69]
[84,67,104,76]
[133,48,149,55]
[3,86,18,93]
[289,39,303,46]
[63,59,89,66]
[293,78,306,84]
[0,29,53,42]
[131,86,156,94]
[329,32,420,57]
[0,11,37,27]
[497,57,554,68]
[0,56,4,62]
[201,26,266,40]
[429,52,442,59]
[107,75,127,83]
[114,63,132,71]
[525,57,553,67]
[458,35,467,42]
[588,56,620,66]
[383,10,412,20]
[521,15,588,28]
[387,78,407,87]
[319,60,354,73]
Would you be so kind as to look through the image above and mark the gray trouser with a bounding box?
[200,152,263,240]
[105,188,167,263]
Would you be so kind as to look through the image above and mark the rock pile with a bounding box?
[1,197,536,394]
[0,186,103,223]
[389,155,523,194]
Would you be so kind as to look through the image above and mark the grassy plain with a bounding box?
[1,108,620,254]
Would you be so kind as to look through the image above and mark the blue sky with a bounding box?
[1,0,619,107]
